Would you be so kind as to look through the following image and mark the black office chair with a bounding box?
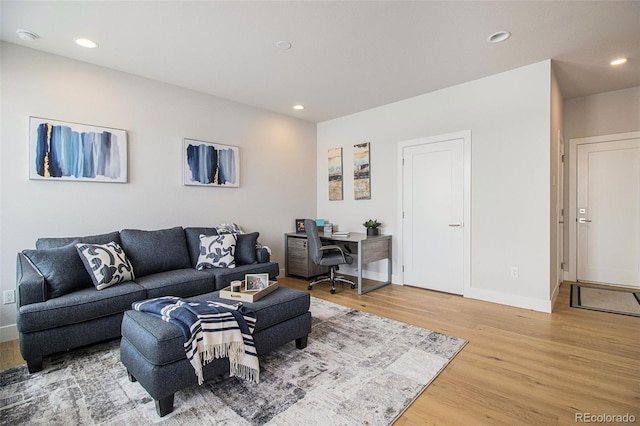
[304,219,356,294]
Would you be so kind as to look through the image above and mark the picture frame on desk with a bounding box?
[295,219,306,233]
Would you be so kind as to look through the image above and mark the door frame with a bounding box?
[567,131,640,282]
[396,130,472,295]
[557,130,565,288]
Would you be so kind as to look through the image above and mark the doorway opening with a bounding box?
[567,131,640,289]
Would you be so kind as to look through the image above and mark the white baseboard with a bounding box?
[339,266,389,283]
[465,287,552,313]
[0,324,18,343]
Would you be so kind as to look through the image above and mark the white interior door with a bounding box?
[402,137,464,294]
[576,137,640,287]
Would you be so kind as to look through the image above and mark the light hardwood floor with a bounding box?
[2,278,638,425]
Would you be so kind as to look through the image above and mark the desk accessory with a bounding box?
[332,231,350,237]
[219,280,278,302]
[323,222,333,235]
[363,219,382,236]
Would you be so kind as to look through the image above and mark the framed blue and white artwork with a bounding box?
[29,117,128,183]
[183,138,240,187]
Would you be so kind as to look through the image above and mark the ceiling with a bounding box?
[1,1,639,123]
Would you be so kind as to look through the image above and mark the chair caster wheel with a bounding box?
[350,284,356,289]
[307,285,313,290]
[330,289,336,294]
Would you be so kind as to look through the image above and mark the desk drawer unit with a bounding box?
[286,236,327,278]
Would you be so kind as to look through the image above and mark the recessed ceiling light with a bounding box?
[276,40,292,50]
[488,31,511,43]
[74,38,98,48]
[610,57,627,66]
[16,29,39,41]
[293,105,305,110]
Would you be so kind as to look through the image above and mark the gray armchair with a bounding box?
[303,219,355,294]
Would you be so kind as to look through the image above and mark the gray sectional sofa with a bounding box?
[16,226,279,373]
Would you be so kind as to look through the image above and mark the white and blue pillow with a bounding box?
[196,234,237,270]
[76,241,135,290]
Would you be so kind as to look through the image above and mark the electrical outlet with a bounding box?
[510,266,519,278]
[3,290,15,304]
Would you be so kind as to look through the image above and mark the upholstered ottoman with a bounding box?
[120,286,312,417]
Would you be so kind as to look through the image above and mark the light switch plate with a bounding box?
[3,290,15,304]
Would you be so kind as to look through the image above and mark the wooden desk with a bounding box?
[284,232,392,295]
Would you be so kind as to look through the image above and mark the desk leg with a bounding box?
[388,238,393,283]
[357,240,363,295]
[357,238,392,295]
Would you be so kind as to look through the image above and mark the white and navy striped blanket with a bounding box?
[133,296,259,385]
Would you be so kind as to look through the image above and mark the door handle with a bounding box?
[448,223,462,227]
[578,218,592,224]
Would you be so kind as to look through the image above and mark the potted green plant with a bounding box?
[363,219,382,236]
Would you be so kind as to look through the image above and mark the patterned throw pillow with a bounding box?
[76,241,135,290]
[215,223,244,235]
[196,234,236,270]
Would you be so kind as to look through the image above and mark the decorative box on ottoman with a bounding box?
[119,286,312,417]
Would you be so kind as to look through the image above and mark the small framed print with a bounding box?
[295,219,306,233]
[245,273,269,292]
[183,138,239,187]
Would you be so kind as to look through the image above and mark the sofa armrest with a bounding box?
[16,252,47,306]
[256,247,271,263]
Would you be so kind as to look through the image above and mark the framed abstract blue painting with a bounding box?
[29,117,128,183]
[183,138,240,187]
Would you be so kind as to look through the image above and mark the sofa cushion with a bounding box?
[133,269,215,299]
[76,241,135,290]
[196,234,236,270]
[120,227,191,278]
[197,262,280,290]
[17,282,146,333]
[36,231,122,250]
[22,241,93,298]
[121,310,187,366]
[235,232,259,265]
[184,227,218,267]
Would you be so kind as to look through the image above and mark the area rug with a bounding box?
[0,297,466,425]
[570,284,640,317]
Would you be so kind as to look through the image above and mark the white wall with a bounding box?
[0,42,317,341]
[564,86,640,140]
[317,60,553,312]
